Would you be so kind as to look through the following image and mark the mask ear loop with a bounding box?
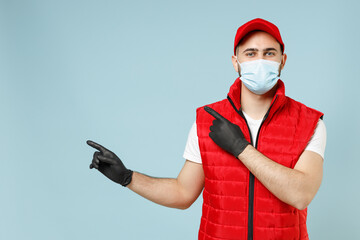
[278,60,283,77]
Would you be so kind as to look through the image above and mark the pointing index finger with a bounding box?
[86,140,108,153]
[204,106,227,121]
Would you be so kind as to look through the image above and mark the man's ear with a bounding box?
[280,53,287,70]
[232,55,240,73]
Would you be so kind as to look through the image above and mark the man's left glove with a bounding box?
[87,140,133,187]
[204,106,250,158]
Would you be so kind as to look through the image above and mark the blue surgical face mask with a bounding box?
[236,58,281,95]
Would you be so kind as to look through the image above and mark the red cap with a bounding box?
[233,18,284,55]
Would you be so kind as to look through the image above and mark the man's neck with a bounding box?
[240,83,277,120]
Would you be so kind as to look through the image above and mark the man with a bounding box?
[87,18,326,240]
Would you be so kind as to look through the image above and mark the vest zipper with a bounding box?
[227,95,278,240]
[237,111,255,240]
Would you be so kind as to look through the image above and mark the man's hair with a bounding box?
[235,30,284,56]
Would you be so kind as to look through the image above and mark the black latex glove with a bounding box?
[204,106,250,157]
[87,140,133,187]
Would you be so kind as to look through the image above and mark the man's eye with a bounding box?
[265,52,275,56]
[246,52,255,57]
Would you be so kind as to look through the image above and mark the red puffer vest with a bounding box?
[196,78,323,240]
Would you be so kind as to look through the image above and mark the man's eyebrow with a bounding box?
[263,47,278,52]
[242,48,258,53]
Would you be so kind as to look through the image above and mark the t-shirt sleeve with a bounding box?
[304,119,327,159]
[183,121,202,164]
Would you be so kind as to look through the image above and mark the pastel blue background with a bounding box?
[1,0,359,239]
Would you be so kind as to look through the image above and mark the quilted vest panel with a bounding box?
[196,79,323,240]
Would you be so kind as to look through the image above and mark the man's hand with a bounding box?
[204,106,250,157]
[87,140,133,187]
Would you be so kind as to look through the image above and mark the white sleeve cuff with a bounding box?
[183,121,202,164]
[304,119,327,159]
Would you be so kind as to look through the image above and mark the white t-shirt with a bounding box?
[183,111,327,164]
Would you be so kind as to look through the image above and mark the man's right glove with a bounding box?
[87,140,133,187]
[204,106,250,158]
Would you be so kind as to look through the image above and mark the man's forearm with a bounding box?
[127,172,190,210]
[238,145,317,210]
